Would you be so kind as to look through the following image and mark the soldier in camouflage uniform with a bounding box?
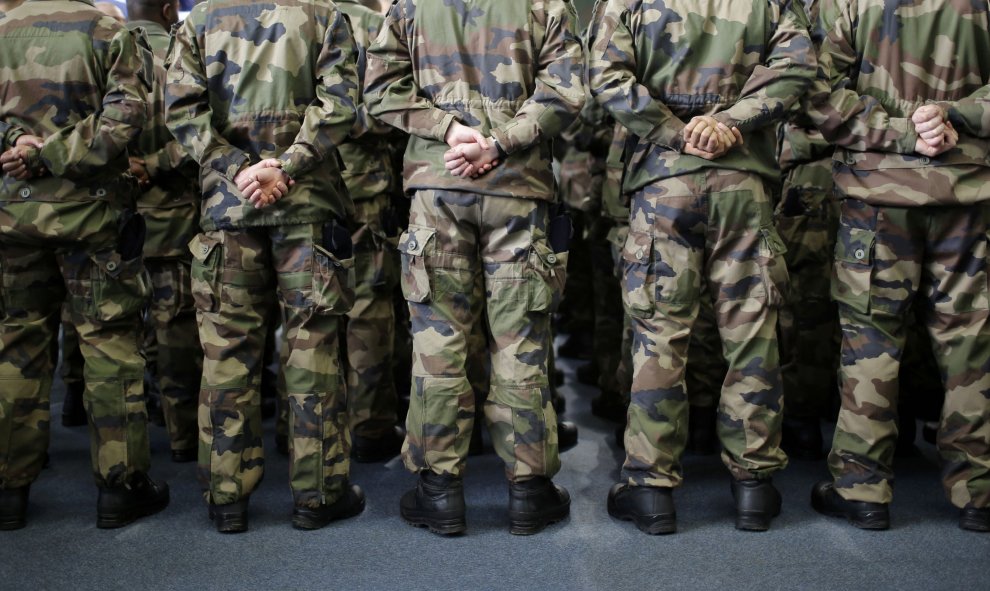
[165,0,364,533]
[365,0,584,535]
[125,0,201,464]
[808,0,990,532]
[0,0,169,530]
[589,0,815,533]
[336,0,405,463]
[774,0,838,460]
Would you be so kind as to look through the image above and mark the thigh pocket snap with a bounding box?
[189,233,222,314]
[831,225,875,314]
[397,226,436,303]
[527,240,567,313]
[89,250,150,322]
[621,231,656,318]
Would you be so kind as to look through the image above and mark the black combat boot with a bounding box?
[0,486,29,531]
[607,483,676,535]
[810,480,889,530]
[731,478,782,531]
[209,499,250,534]
[400,471,466,535]
[61,381,87,427]
[96,473,169,529]
[558,420,579,452]
[508,477,570,535]
[960,506,990,532]
[292,484,366,530]
[351,425,405,463]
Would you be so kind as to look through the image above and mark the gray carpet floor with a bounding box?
[2,358,988,591]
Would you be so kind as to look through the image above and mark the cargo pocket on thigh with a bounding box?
[189,234,222,314]
[831,225,874,315]
[312,245,355,314]
[397,226,435,303]
[527,241,567,313]
[620,231,655,318]
[758,225,790,308]
[89,250,149,322]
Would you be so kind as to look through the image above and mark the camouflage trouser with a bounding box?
[347,195,400,439]
[146,257,201,454]
[829,199,990,509]
[0,241,150,489]
[621,170,789,487]
[589,214,624,398]
[189,223,354,508]
[776,159,840,420]
[59,308,85,393]
[398,190,564,481]
[608,223,634,405]
[559,211,593,337]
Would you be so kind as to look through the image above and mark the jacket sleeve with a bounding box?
[1,121,25,150]
[488,0,585,155]
[164,13,250,182]
[938,85,990,139]
[587,0,686,152]
[144,138,193,179]
[277,8,359,179]
[806,0,917,153]
[39,24,149,180]
[364,0,456,142]
[711,0,816,132]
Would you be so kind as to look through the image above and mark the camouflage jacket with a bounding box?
[809,0,990,206]
[337,0,400,202]
[587,0,816,194]
[165,0,359,231]
[0,0,148,228]
[364,0,586,200]
[777,0,833,172]
[127,19,199,259]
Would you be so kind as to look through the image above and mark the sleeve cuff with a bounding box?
[888,117,919,154]
[645,119,686,152]
[3,126,25,150]
[434,112,456,144]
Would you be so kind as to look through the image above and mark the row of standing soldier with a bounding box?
[0,0,987,536]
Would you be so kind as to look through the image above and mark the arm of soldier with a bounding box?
[164,14,250,184]
[932,84,990,139]
[278,9,359,180]
[711,1,816,136]
[805,0,917,153]
[142,136,194,180]
[587,0,686,152]
[38,24,149,180]
[1,121,27,151]
[487,1,584,156]
[364,2,457,142]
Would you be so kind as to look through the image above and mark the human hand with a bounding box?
[444,121,490,151]
[1,134,44,180]
[129,156,150,187]
[914,121,958,158]
[234,159,294,209]
[683,123,743,160]
[444,138,500,178]
[912,104,950,149]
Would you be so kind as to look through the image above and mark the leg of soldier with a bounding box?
[776,160,839,457]
[347,195,400,457]
[922,205,990,512]
[557,210,593,360]
[0,245,64,490]
[61,245,152,487]
[146,258,201,461]
[684,286,724,454]
[608,222,634,407]
[190,229,273,507]
[467,271,490,456]
[707,173,788,482]
[480,196,562,481]
[827,200,920,505]
[272,223,354,509]
[589,216,626,419]
[400,190,483,478]
[59,306,87,426]
[897,305,945,456]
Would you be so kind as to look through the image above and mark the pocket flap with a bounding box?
[760,226,789,256]
[835,227,875,265]
[189,234,221,263]
[398,226,435,257]
[621,231,653,264]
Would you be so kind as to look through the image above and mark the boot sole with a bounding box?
[960,517,990,532]
[0,517,26,531]
[97,496,169,529]
[607,499,676,535]
[291,497,366,530]
[402,514,466,536]
[811,497,889,530]
[509,504,569,536]
[735,512,774,532]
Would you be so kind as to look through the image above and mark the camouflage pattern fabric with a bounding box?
[399,191,564,481]
[0,0,153,490]
[809,0,990,207]
[364,0,585,200]
[829,199,990,508]
[337,0,403,441]
[588,0,817,193]
[619,171,789,486]
[190,223,355,507]
[60,310,86,396]
[811,0,990,509]
[165,0,359,231]
[167,0,360,508]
